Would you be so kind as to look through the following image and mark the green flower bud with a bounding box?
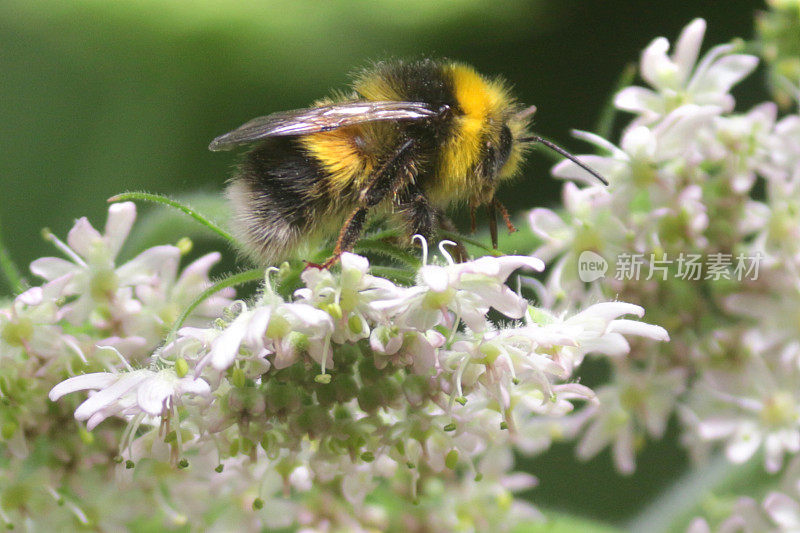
[174,357,189,378]
[445,449,459,470]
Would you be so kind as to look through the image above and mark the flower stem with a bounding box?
[595,62,637,140]
[0,219,24,294]
[166,268,265,343]
[625,454,766,533]
[439,230,500,255]
[108,191,235,244]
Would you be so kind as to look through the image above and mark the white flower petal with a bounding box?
[104,202,137,258]
[673,18,706,84]
[494,255,545,278]
[73,371,151,421]
[421,265,449,292]
[613,425,637,474]
[571,302,644,323]
[244,307,271,349]
[614,86,662,115]
[553,156,625,186]
[340,252,369,275]
[49,372,119,401]
[654,105,721,160]
[608,319,669,341]
[86,411,112,431]
[764,492,800,529]
[284,303,333,331]
[571,129,627,157]
[67,217,104,260]
[641,36,677,90]
[576,416,610,460]
[477,285,528,319]
[30,257,79,282]
[176,252,221,289]
[620,125,656,160]
[726,426,762,463]
[696,418,740,439]
[17,287,43,306]
[208,314,250,370]
[690,54,758,98]
[116,245,181,286]
[528,208,569,241]
[579,333,631,358]
[136,375,172,416]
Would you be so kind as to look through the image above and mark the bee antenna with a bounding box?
[517,136,609,186]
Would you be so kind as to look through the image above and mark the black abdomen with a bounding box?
[227,137,327,262]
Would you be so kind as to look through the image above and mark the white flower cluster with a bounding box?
[0,202,230,448]
[4,200,668,530]
[5,12,797,531]
[524,15,800,527]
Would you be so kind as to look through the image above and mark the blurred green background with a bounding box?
[0,0,766,528]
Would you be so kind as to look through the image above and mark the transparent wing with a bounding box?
[209,100,437,151]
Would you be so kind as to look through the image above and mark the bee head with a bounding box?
[478,104,535,184]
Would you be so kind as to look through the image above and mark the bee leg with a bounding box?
[469,203,478,234]
[310,139,419,270]
[493,199,517,234]
[360,138,417,207]
[399,190,436,243]
[487,202,499,249]
[307,207,369,270]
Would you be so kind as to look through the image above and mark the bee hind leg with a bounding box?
[305,207,369,270]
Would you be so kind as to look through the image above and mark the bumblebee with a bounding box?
[210,59,606,267]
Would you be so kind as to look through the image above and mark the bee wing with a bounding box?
[209,100,437,151]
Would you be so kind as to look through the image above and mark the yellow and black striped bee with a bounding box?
[210,58,606,268]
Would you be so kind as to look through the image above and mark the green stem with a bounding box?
[439,230,500,255]
[108,191,235,244]
[0,220,24,294]
[595,62,637,140]
[166,268,265,343]
[625,454,766,533]
[368,265,417,285]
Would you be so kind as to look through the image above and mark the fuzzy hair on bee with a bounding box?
[211,58,607,268]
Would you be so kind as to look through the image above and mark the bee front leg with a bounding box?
[483,199,516,251]
[493,199,518,234]
[487,202,499,249]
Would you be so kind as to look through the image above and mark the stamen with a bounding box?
[41,228,87,267]
[412,234,428,266]
[438,240,457,266]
